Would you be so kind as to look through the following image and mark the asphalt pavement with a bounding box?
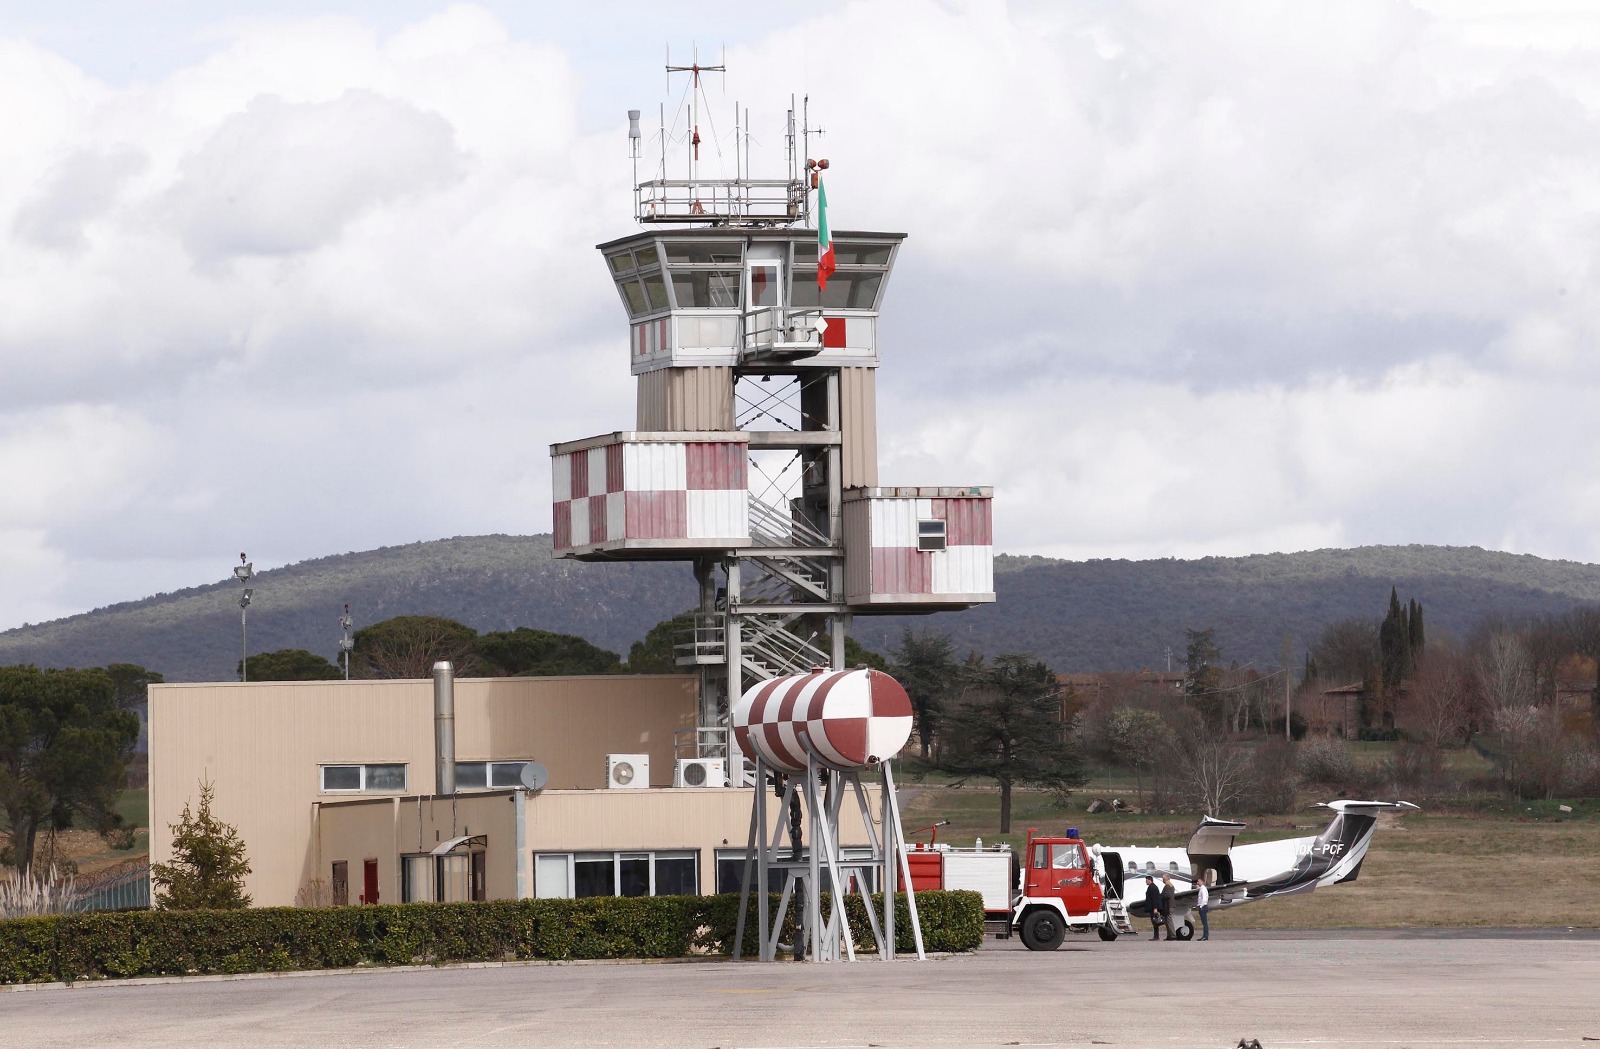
[10,929,1600,1049]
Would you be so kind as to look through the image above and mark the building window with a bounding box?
[714,847,877,896]
[455,761,536,791]
[535,850,701,899]
[917,519,947,552]
[320,763,407,793]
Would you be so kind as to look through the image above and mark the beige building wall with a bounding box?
[149,675,696,907]
[317,785,884,899]
[318,793,520,904]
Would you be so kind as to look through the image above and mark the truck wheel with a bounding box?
[1175,920,1194,941]
[1020,910,1066,951]
[1097,924,1119,942]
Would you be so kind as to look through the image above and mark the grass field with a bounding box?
[897,784,1600,929]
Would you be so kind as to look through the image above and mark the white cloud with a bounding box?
[2,0,1600,631]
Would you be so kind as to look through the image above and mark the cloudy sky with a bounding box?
[2,0,1599,630]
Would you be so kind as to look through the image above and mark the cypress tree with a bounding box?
[1408,599,1425,656]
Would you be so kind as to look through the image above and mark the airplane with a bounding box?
[1092,800,1420,940]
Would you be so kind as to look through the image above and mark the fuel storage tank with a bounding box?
[731,667,914,773]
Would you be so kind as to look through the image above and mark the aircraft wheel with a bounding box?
[1175,920,1195,941]
[1097,924,1119,942]
[1020,910,1066,951]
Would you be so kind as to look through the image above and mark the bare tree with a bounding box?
[1565,606,1600,731]
[1407,648,1473,753]
[1166,713,1251,815]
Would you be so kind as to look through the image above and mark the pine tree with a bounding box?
[151,779,253,910]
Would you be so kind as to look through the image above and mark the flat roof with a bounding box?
[596,228,907,252]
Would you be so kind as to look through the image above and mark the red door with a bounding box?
[363,859,380,905]
[1025,841,1102,917]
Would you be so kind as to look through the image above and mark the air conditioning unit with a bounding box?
[607,753,649,789]
[674,758,727,788]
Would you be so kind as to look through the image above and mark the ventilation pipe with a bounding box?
[433,661,456,795]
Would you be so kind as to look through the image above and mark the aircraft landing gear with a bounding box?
[1175,920,1195,941]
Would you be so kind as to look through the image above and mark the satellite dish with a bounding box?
[519,761,549,792]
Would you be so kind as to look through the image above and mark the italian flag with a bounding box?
[817,176,836,291]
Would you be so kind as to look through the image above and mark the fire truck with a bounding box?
[902,827,1135,951]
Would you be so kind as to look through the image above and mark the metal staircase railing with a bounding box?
[749,494,830,549]
[673,613,831,682]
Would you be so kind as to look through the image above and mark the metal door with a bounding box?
[331,861,348,906]
[363,858,379,905]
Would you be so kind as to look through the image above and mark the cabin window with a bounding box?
[663,241,741,266]
[671,270,741,308]
[918,519,947,552]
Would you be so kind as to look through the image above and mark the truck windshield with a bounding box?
[1051,845,1084,869]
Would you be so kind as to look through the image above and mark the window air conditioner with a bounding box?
[607,754,649,789]
[674,758,727,788]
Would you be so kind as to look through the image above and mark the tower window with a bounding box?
[918,520,946,552]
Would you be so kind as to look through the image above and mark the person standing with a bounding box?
[1160,875,1177,941]
[1143,876,1163,941]
[1195,877,1211,941]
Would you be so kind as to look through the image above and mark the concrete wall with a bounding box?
[149,675,696,907]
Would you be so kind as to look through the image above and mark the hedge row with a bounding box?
[0,890,983,984]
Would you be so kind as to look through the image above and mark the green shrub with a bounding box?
[0,890,983,983]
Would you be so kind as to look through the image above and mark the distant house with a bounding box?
[1057,670,1186,722]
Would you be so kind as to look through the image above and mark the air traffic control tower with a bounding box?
[550,78,994,783]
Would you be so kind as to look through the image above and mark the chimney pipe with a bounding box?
[433,661,456,795]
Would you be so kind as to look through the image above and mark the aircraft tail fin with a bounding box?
[1311,800,1419,885]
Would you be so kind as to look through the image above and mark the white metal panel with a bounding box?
[606,492,626,542]
[552,453,572,503]
[686,489,748,539]
[915,498,934,520]
[569,497,589,545]
[943,851,1012,912]
[623,441,687,491]
[929,544,994,595]
[869,498,919,548]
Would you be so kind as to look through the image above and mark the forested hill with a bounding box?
[3,537,1600,681]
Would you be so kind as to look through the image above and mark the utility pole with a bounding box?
[1280,633,1294,742]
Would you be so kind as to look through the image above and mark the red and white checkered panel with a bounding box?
[552,437,748,554]
[731,668,914,774]
[868,497,994,596]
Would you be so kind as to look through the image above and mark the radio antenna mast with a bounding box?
[666,45,726,186]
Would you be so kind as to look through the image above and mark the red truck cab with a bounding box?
[1014,828,1108,951]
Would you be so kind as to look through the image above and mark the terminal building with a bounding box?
[148,673,877,908]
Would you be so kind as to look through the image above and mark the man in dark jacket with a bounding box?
[1160,875,1178,941]
[1143,876,1162,940]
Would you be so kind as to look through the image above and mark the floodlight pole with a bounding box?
[339,604,354,681]
[234,553,254,682]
